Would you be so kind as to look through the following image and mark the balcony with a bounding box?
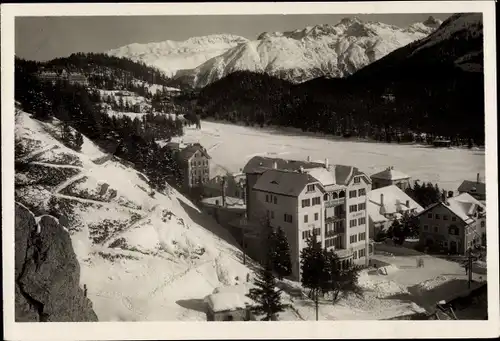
[324,198,345,208]
[325,229,344,238]
[325,212,346,222]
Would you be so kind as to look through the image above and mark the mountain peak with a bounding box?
[338,16,362,25]
[423,15,442,27]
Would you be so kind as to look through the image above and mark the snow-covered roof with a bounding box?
[371,166,410,181]
[205,283,255,312]
[201,196,246,209]
[368,185,424,223]
[418,192,486,224]
[304,167,336,187]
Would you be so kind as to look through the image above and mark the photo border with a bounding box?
[2,2,498,340]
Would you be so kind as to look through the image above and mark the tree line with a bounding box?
[15,57,184,193]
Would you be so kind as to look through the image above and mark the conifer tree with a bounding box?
[300,233,328,320]
[271,227,292,280]
[246,259,285,321]
[324,250,363,303]
[73,131,84,152]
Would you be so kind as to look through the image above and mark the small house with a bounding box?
[457,173,486,202]
[204,284,256,321]
[370,166,411,191]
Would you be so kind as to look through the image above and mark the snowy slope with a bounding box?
[173,16,442,88]
[15,111,252,321]
[107,34,249,78]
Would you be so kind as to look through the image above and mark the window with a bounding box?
[452,216,457,222]
[434,226,438,233]
[435,214,440,220]
[359,249,365,258]
[358,203,366,211]
[350,235,358,243]
[312,197,321,206]
[301,199,311,208]
[314,213,319,221]
[354,177,361,184]
[350,219,357,228]
[427,213,433,218]
[267,210,270,218]
[302,230,312,240]
[273,196,277,205]
[307,184,315,192]
[313,228,320,236]
[304,215,308,223]
[349,205,357,213]
[358,188,366,196]
[424,224,429,231]
[481,221,485,227]
[358,217,366,225]
[358,232,366,241]
[271,211,275,219]
[265,194,269,203]
[443,215,448,221]
[324,194,329,201]
[349,190,357,198]
[353,251,358,259]
[339,191,345,198]
[332,192,338,199]
[284,214,293,223]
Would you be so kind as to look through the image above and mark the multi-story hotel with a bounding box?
[242,156,373,280]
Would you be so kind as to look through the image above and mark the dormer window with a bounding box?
[354,177,360,184]
[307,184,315,192]
[324,194,329,201]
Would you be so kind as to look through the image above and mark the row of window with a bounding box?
[349,217,366,227]
[349,188,366,198]
[325,236,342,249]
[191,160,209,167]
[427,212,457,221]
[302,197,321,208]
[349,203,366,213]
[325,221,344,235]
[191,169,209,177]
[265,194,278,205]
[302,228,321,240]
[304,213,319,223]
[353,248,366,259]
[349,232,366,244]
[423,224,460,236]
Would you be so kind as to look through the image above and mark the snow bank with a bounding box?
[377,264,399,276]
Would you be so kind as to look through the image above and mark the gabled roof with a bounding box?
[457,180,486,196]
[178,144,211,162]
[371,166,410,181]
[367,185,424,223]
[417,192,486,224]
[242,156,323,174]
[253,169,319,197]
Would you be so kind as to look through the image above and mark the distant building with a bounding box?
[173,143,211,189]
[457,173,486,202]
[417,193,486,254]
[203,173,246,200]
[38,68,89,86]
[242,156,373,280]
[370,166,411,191]
[367,185,424,239]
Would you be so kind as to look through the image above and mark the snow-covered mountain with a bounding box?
[107,34,249,78]
[107,16,443,88]
[176,16,443,88]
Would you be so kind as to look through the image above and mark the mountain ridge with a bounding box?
[107,16,443,88]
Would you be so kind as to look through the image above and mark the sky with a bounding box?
[15,13,453,61]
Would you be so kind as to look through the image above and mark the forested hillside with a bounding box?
[192,13,485,145]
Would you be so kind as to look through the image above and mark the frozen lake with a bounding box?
[175,121,485,193]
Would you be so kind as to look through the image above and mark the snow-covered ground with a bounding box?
[15,111,485,321]
[176,121,485,192]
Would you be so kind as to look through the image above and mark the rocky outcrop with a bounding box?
[15,203,98,322]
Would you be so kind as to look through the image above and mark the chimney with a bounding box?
[448,191,454,198]
[380,193,384,205]
[325,158,329,168]
[307,156,311,162]
[299,166,304,173]
[477,173,480,183]
[406,200,410,208]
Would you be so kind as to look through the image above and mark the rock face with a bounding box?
[15,203,98,322]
